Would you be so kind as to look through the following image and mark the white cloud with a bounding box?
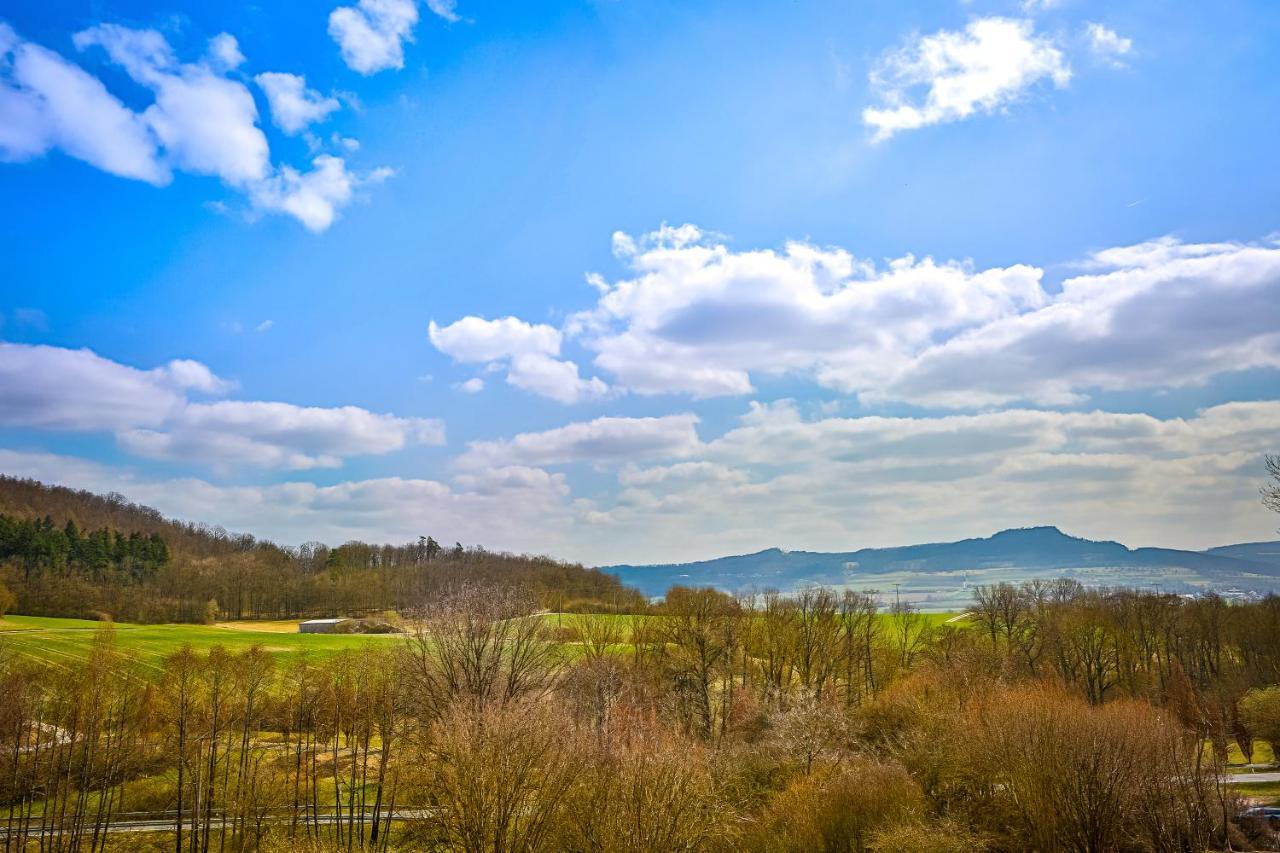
[863,17,1071,140]
[0,343,231,430]
[562,224,1045,400]
[206,33,244,71]
[430,316,561,362]
[118,401,445,470]
[1085,23,1132,67]
[329,0,419,75]
[249,154,366,232]
[454,377,484,393]
[451,465,567,497]
[0,450,578,556]
[74,23,270,186]
[6,400,1279,564]
[880,237,1280,407]
[579,401,1280,562]
[254,72,340,134]
[255,319,274,333]
[451,227,1280,409]
[0,23,389,231]
[0,343,443,470]
[429,316,609,403]
[458,414,702,470]
[0,23,165,182]
[425,0,462,23]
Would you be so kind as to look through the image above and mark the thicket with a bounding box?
[3,583,1279,851]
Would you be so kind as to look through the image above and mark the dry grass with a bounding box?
[214,620,305,633]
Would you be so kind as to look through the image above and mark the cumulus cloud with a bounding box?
[7,400,1279,564]
[442,227,1280,409]
[862,17,1071,140]
[74,24,271,186]
[458,414,702,470]
[1085,23,1132,67]
[0,23,165,182]
[118,401,445,470]
[58,399,1278,564]
[250,154,372,233]
[0,23,388,231]
[581,400,1280,562]
[254,72,340,134]
[0,450,577,557]
[429,316,609,403]
[206,33,245,71]
[563,224,1046,400]
[430,316,561,362]
[0,343,443,470]
[329,0,419,75]
[880,237,1280,407]
[0,343,231,430]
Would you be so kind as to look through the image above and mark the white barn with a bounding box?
[298,618,352,634]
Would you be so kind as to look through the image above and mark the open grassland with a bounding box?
[0,615,397,669]
[0,609,968,670]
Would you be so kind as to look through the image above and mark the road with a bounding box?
[0,810,433,839]
[1229,772,1280,784]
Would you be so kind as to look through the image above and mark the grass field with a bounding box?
[0,614,398,670]
[1,609,968,671]
[1225,740,1278,767]
[1233,780,1280,806]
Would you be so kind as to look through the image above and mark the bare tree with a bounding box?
[1264,453,1280,518]
[402,583,558,720]
[422,698,578,852]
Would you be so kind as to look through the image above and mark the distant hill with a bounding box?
[603,526,1280,610]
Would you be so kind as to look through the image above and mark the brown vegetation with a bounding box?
[4,580,1280,851]
[0,476,642,623]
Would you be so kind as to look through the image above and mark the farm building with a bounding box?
[298,618,352,634]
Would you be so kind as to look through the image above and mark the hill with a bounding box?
[0,476,643,622]
[604,526,1280,610]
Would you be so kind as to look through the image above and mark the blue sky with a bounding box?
[2,0,1279,564]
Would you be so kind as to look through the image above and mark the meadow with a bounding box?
[0,614,399,669]
[0,609,971,671]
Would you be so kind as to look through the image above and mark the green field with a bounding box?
[1,609,967,670]
[1233,780,1280,806]
[0,615,399,670]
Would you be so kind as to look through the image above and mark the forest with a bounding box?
[0,477,641,623]
[3,581,1280,851]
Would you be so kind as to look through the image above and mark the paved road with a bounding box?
[1230,772,1280,784]
[0,810,432,839]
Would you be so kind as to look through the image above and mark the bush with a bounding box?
[870,819,986,852]
[748,756,924,852]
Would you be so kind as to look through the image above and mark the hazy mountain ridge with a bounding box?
[604,526,1280,608]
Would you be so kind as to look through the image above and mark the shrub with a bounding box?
[748,756,924,852]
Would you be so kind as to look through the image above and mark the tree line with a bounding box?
[0,477,642,623]
[0,514,170,585]
[4,582,1280,851]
